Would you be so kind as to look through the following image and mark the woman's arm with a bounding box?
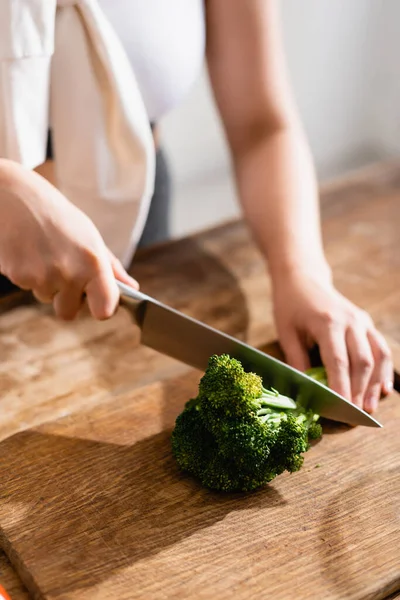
[206,0,393,412]
[0,159,137,319]
[206,0,327,280]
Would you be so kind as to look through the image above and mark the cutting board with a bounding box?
[0,551,30,600]
[1,161,400,599]
[0,358,399,600]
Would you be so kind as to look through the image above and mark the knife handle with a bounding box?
[116,280,149,327]
[116,280,148,302]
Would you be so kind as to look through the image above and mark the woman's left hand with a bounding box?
[272,270,394,414]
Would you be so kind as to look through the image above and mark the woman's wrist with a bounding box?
[267,251,333,289]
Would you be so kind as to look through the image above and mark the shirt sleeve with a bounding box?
[0,0,56,167]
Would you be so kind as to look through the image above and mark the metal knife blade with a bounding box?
[117,281,382,428]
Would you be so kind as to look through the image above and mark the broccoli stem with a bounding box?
[257,408,273,416]
[259,415,283,425]
[259,386,297,410]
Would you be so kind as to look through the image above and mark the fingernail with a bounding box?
[383,380,393,395]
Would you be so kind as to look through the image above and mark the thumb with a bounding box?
[107,249,140,290]
[279,329,311,372]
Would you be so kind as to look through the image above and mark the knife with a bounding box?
[116,281,382,428]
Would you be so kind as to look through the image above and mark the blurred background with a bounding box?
[160,0,400,239]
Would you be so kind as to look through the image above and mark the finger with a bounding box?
[107,250,139,289]
[372,330,394,396]
[33,289,56,304]
[366,330,393,411]
[317,325,351,401]
[32,275,60,304]
[279,330,311,372]
[345,326,374,408]
[85,267,119,320]
[53,284,85,321]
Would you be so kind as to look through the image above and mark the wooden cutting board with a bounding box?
[0,161,400,599]
[0,361,399,600]
[0,551,30,600]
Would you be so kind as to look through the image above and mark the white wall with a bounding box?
[160,69,238,238]
[160,0,400,239]
[369,1,400,156]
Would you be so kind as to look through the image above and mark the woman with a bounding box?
[0,0,393,414]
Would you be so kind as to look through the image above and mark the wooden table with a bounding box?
[0,162,399,600]
[0,552,30,599]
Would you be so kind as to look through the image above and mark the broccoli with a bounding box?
[306,366,328,387]
[171,354,324,492]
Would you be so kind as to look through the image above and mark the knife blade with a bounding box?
[117,281,382,428]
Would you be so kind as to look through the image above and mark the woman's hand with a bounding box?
[0,159,138,320]
[272,269,394,414]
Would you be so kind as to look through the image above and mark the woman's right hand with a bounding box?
[0,159,138,320]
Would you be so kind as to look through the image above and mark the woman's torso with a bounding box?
[98,0,206,122]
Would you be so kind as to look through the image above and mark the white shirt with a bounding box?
[0,1,205,265]
[2,0,209,268]
[99,0,206,122]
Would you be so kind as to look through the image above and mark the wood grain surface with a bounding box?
[0,364,399,600]
[0,161,399,599]
[0,551,30,600]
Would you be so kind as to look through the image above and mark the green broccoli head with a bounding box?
[307,421,323,440]
[171,398,215,477]
[216,416,271,466]
[268,413,309,473]
[171,354,323,493]
[171,400,261,492]
[199,354,263,419]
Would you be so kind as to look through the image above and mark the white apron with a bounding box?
[0,0,156,267]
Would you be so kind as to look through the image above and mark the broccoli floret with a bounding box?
[198,354,263,418]
[171,398,214,477]
[307,421,323,440]
[171,354,323,493]
[306,366,328,387]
